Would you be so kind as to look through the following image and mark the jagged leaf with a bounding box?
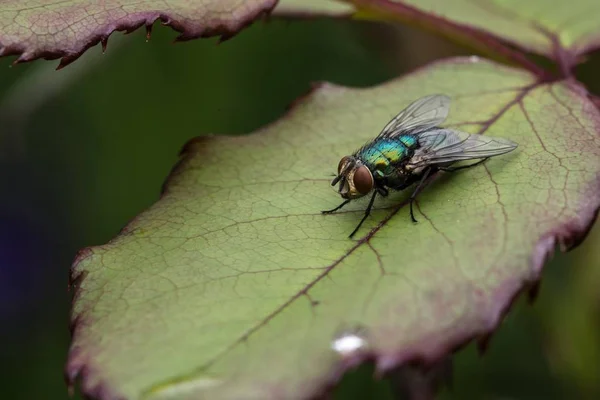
[68,57,600,400]
[4,0,599,70]
[0,0,276,68]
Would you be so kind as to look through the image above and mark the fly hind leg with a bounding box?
[408,167,433,223]
[406,158,489,223]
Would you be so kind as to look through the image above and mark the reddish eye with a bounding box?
[353,165,374,195]
[338,156,352,174]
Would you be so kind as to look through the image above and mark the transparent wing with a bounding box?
[407,129,518,168]
[377,94,451,139]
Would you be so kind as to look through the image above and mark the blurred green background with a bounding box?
[0,18,598,400]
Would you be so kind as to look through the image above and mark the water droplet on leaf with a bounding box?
[331,325,370,357]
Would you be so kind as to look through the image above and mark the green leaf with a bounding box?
[277,0,600,71]
[68,57,600,400]
[0,0,276,68]
[359,0,600,69]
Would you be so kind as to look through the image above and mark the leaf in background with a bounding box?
[4,0,600,72]
[67,57,600,400]
[0,0,276,68]
[357,0,600,70]
[275,0,600,72]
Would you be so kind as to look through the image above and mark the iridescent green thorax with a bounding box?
[356,134,418,176]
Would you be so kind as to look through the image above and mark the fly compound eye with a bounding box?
[338,156,352,174]
[352,165,374,195]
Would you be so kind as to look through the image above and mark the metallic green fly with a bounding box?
[323,94,518,238]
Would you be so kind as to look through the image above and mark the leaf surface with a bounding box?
[68,57,600,400]
[0,0,276,68]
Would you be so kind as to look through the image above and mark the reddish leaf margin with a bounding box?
[0,1,277,69]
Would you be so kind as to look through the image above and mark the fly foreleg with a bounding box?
[348,190,378,239]
[439,157,489,172]
[322,199,351,214]
[409,167,433,223]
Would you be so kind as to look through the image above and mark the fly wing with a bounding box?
[407,129,518,169]
[377,94,450,139]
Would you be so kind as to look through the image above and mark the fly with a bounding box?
[322,94,518,238]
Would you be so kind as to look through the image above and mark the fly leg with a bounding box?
[377,187,389,197]
[322,199,351,214]
[439,157,489,173]
[409,167,433,223]
[348,190,378,239]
